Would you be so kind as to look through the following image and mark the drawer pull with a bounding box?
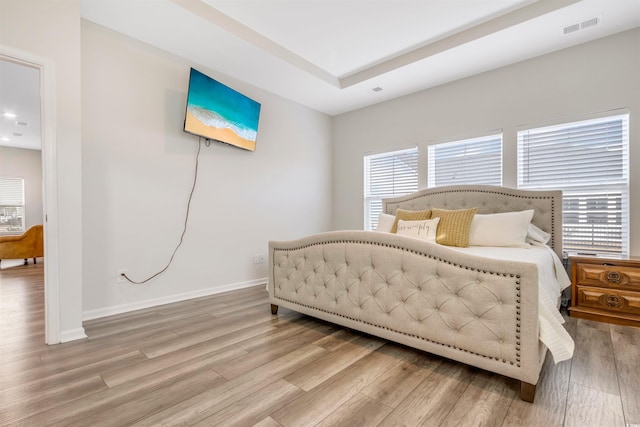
[606,271,621,283]
[606,295,621,307]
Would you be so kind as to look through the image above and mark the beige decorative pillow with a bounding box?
[391,209,432,233]
[396,218,440,243]
[431,207,478,247]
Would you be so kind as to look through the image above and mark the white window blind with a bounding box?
[0,177,25,234]
[427,134,502,188]
[364,147,418,230]
[518,113,629,256]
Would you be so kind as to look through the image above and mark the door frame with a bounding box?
[1,44,61,344]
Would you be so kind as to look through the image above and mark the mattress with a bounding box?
[449,245,574,363]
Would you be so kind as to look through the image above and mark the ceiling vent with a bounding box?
[563,23,580,35]
[564,16,601,35]
[371,86,383,92]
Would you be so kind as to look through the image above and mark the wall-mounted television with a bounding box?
[184,68,261,151]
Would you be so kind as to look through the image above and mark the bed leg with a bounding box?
[520,381,536,403]
[270,304,279,315]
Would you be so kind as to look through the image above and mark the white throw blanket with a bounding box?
[449,245,575,363]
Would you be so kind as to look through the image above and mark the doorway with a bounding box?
[1,45,61,344]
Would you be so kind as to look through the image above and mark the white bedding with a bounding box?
[449,245,574,363]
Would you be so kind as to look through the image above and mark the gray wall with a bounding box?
[81,22,332,317]
[332,28,640,255]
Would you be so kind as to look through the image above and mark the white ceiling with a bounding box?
[80,0,640,116]
[0,60,41,151]
[1,0,639,151]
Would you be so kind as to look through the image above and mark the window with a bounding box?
[0,177,25,234]
[518,113,629,256]
[364,147,418,230]
[427,133,502,188]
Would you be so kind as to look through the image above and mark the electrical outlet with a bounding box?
[253,254,265,264]
[117,269,128,283]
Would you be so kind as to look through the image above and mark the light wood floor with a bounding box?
[1,262,638,426]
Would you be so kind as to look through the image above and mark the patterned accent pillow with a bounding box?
[391,209,432,234]
[431,207,478,247]
[396,218,440,243]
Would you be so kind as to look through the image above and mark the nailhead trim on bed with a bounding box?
[272,239,523,367]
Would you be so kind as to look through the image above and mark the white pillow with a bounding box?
[526,223,551,246]
[375,212,396,233]
[396,218,440,243]
[469,210,534,247]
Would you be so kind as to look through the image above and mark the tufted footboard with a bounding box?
[269,230,544,402]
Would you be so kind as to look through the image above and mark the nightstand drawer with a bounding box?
[576,286,640,316]
[574,263,640,289]
[570,255,640,327]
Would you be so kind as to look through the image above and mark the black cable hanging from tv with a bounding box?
[120,138,202,284]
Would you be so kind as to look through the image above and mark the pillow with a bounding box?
[391,209,432,234]
[396,218,440,243]
[431,207,478,247]
[375,213,396,233]
[526,223,551,246]
[468,210,534,247]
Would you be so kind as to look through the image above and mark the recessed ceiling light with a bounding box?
[3,112,17,119]
[0,137,10,142]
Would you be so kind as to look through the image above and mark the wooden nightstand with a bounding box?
[569,254,640,327]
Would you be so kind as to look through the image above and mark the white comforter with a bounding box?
[449,245,574,363]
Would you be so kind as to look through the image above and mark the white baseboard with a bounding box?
[82,277,267,321]
[59,327,88,343]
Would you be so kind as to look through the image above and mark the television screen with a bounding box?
[184,68,261,151]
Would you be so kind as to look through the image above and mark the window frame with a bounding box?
[364,147,418,231]
[0,176,26,235]
[427,132,503,188]
[517,112,629,256]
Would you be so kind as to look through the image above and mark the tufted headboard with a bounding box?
[383,185,563,259]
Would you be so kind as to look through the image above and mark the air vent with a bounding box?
[563,16,601,35]
[13,133,23,137]
[371,86,383,92]
[563,23,580,35]
[15,121,28,126]
[581,16,600,30]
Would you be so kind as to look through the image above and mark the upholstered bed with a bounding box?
[268,185,574,402]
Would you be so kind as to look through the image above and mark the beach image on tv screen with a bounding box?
[184,68,261,151]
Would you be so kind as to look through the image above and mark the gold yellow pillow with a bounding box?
[391,209,432,234]
[431,207,478,247]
